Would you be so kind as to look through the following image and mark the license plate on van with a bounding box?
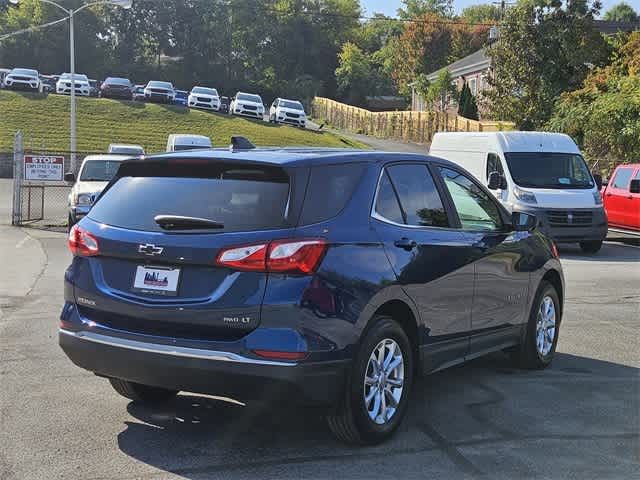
[132,266,180,296]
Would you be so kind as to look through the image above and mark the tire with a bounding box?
[109,378,178,404]
[579,240,603,254]
[511,281,561,369]
[327,315,413,444]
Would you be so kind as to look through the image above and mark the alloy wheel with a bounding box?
[363,338,405,425]
[536,295,557,356]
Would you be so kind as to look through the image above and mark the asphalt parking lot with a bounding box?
[0,225,638,480]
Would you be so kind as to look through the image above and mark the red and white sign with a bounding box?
[24,155,64,181]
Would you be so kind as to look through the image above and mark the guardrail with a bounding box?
[312,97,515,144]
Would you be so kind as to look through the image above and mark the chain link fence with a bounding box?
[11,132,103,229]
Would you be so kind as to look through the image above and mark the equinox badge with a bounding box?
[138,244,164,256]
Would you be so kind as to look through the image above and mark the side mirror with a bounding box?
[488,171,506,190]
[64,172,75,183]
[512,211,537,232]
[630,179,640,194]
[592,173,603,190]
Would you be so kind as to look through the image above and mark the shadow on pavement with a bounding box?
[116,352,639,478]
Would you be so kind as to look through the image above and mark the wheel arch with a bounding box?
[541,269,564,318]
[370,299,420,375]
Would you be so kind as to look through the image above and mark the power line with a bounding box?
[0,15,68,42]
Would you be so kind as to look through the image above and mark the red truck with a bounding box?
[602,164,640,235]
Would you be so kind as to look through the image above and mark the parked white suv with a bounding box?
[188,86,220,111]
[108,144,145,156]
[269,98,307,127]
[230,92,265,120]
[3,68,41,92]
[166,134,212,152]
[144,81,175,103]
[56,73,91,96]
[65,154,129,228]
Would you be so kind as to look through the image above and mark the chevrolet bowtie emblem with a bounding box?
[138,244,164,256]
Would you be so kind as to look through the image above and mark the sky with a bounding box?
[361,0,640,18]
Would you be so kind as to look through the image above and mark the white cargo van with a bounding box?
[430,131,607,253]
[166,134,212,152]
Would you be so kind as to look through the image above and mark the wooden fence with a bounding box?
[312,97,514,144]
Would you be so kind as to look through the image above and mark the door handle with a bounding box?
[394,238,417,251]
[627,195,633,199]
[473,240,489,250]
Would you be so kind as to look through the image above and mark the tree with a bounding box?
[424,69,456,111]
[397,0,453,19]
[457,82,479,120]
[460,4,502,24]
[487,1,610,129]
[386,11,489,96]
[547,32,640,173]
[335,42,374,106]
[603,2,638,22]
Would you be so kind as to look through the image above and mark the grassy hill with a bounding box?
[0,90,365,153]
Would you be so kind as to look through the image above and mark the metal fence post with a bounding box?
[12,131,23,226]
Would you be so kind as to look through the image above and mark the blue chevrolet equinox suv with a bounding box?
[60,146,564,444]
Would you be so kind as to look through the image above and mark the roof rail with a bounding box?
[229,136,256,152]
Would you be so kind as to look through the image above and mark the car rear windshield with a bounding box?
[89,164,290,233]
[80,160,122,181]
[505,152,594,189]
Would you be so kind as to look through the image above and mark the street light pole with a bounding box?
[8,0,132,173]
[69,8,77,172]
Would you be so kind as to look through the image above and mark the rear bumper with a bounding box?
[59,328,348,407]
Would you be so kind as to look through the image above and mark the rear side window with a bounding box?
[612,167,633,189]
[299,163,365,225]
[374,172,404,224]
[386,164,449,227]
[89,169,289,233]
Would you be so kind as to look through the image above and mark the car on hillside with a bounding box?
[219,95,230,114]
[89,79,100,97]
[3,68,41,92]
[0,68,11,87]
[143,80,175,103]
[174,89,188,107]
[132,84,145,102]
[59,144,564,445]
[602,163,640,236]
[100,77,134,100]
[430,132,608,253]
[56,73,91,96]
[188,86,221,111]
[269,98,307,127]
[230,91,265,120]
[166,134,212,151]
[108,144,145,156]
[40,75,57,94]
[64,154,130,228]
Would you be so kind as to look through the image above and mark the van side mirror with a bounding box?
[64,172,75,183]
[630,179,640,194]
[488,171,506,190]
[592,173,603,190]
[512,211,536,232]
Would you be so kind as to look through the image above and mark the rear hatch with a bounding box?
[74,158,302,341]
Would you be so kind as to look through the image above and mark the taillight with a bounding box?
[68,224,100,257]
[550,241,559,259]
[216,239,327,275]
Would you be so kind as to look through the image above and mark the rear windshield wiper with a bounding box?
[154,215,224,230]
